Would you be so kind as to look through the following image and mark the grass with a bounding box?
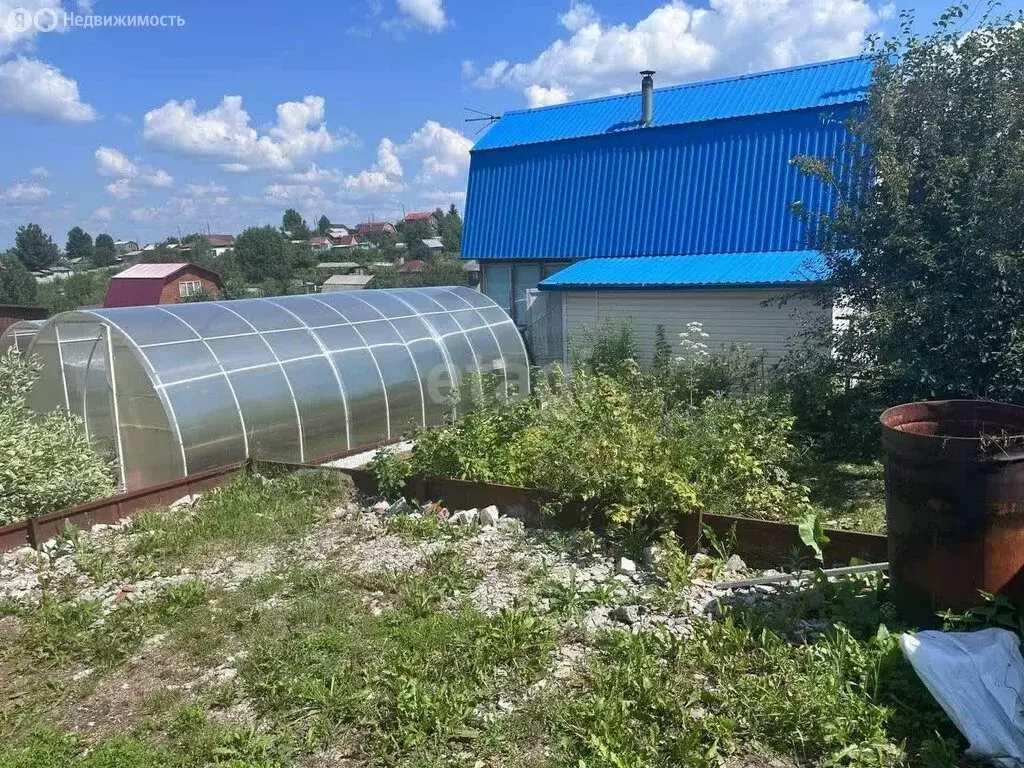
[799,460,887,534]
[0,469,970,768]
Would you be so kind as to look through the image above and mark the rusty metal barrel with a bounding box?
[881,400,1024,623]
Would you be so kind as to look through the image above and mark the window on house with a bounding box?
[482,264,511,314]
[179,280,203,298]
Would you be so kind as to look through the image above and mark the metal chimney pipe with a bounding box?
[640,70,655,126]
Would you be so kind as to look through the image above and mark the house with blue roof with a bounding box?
[461,56,872,366]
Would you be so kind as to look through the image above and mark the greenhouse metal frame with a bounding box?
[27,287,529,491]
[0,319,46,354]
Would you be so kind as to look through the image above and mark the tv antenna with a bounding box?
[464,107,500,135]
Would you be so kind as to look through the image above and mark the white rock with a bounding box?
[724,554,747,573]
[169,494,199,511]
[450,508,479,526]
[641,546,660,567]
[478,505,500,527]
[616,557,637,575]
[371,500,390,515]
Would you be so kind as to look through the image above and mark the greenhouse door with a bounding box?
[79,326,126,489]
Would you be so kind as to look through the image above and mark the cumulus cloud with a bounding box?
[343,138,407,194]
[404,121,472,182]
[186,181,228,197]
[90,205,113,222]
[340,121,471,196]
[396,0,448,31]
[142,95,353,172]
[94,146,174,198]
[264,182,325,205]
[0,57,96,122]
[524,84,572,107]
[0,0,67,56]
[559,1,599,32]
[477,0,885,105]
[0,181,50,202]
[29,166,49,178]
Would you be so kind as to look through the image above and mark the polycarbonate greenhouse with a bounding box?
[0,319,46,354]
[27,287,529,490]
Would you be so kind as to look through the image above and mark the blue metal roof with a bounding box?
[537,251,826,290]
[463,107,855,260]
[474,56,872,151]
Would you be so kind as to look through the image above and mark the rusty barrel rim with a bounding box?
[880,399,1024,462]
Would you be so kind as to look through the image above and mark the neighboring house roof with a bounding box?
[422,238,444,249]
[316,261,360,270]
[474,56,873,151]
[402,259,426,273]
[104,262,224,308]
[323,274,375,288]
[537,251,826,291]
[329,235,361,248]
[357,222,394,234]
[463,58,868,262]
[207,235,235,248]
[310,236,330,246]
[403,211,433,222]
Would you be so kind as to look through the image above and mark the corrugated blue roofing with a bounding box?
[474,56,872,151]
[536,251,826,290]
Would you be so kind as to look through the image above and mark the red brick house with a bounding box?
[103,263,225,308]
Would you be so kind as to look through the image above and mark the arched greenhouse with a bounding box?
[26,287,529,490]
[0,319,46,354]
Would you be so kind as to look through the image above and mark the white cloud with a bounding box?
[477,0,884,105]
[90,205,113,222]
[287,164,344,184]
[559,1,598,32]
[105,179,134,199]
[396,0,448,31]
[404,121,472,182]
[343,138,407,194]
[0,57,96,122]
[0,181,49,201]
[95,146,136,177]
[339,120,471,201]
[524,84,572,108]
[264,182,325,205]
[94,146,174,195]
[142,94,353,172]
[186,181,228,197]
[461,59,476,78]
[0,1,67,56]
[29,165,49,178]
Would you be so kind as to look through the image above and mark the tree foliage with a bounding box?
[795,4,1024,404]
[235,226,295,283]
[0,351,115,523]
[282,208,311,240]
[65,227,94,264]
[13,223,59,272]
[37,270,115,313]
[92,233,117,268]
[316,215,331,236]
[439,204,463,253]
[0,252,39,306]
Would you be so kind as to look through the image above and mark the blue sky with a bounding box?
[0,0,1018,248]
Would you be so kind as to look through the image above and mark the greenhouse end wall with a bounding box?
[26,287,530,491]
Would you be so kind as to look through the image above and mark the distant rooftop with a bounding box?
[473,56,873,151]
[114,263,191,279]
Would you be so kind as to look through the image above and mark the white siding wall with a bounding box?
[561,289,829,368]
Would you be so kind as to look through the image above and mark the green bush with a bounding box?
[0,351,115,524]
[408,361,810,537]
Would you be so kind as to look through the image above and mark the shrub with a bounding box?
[577,320,640,378]
[0,351,115,524]
[408,360,810,538]
[368,448,411,501]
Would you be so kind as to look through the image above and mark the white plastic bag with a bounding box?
[900,627,1024,766]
